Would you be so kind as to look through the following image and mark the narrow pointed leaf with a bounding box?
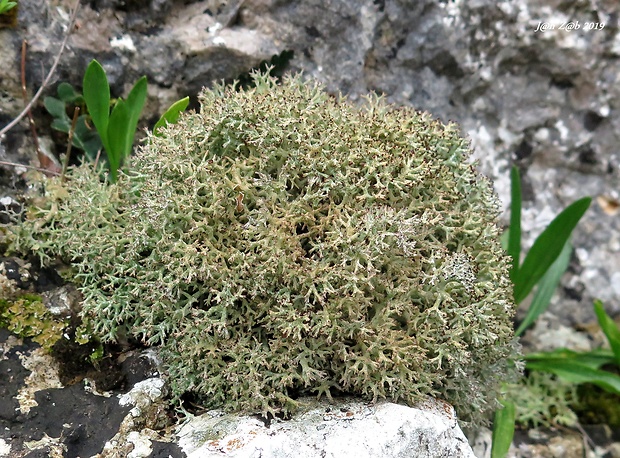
[83,60,111,153]
[107,100,131,182]
[508,166,522,281]
[525,348,615,369]
[526,359,620,395]
[513,197,591,304]
[594,300,620,365]
[515,240,572,336]
[154,96,190,136]
[121,76,148,161]
[491,400,515,458]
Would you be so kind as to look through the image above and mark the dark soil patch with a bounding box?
[0,329,129,457]
[0,327,184,457]
[0,329,33,426]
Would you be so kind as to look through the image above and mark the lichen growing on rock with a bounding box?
[10,72,519,426]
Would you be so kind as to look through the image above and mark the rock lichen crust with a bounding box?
[13,72,518,426]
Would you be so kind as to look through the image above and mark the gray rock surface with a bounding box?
[0,309,475,458]
[177,396,475,458]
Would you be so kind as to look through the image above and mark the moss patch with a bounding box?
[574,382,620,427]
[0,294,67,352]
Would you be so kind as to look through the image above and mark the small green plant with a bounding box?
[0,294,68,352]
[493,299,620,447]
[45,62,189,180]
[44,60,147,182]
[506,167,591,330]
[525,300,620,393]
[501,371,579,428]
[44,82,103,162]
[0,0,16,14]
[82,60,147,182]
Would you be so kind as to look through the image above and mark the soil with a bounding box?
[0,327,185,457]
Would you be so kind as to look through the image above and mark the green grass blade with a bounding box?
[153,96,190,136]
[525,348,615,370]
[107,100,131,182]
[594,300,620,365]
[513,197,591,304]
[526,359,620,395]
[515,240,572,336]
[508,166,522,281]
[121,76,148,161]
[83,60,111,153]
[491,399,515,458]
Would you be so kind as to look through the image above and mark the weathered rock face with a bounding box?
[177,396,476,458]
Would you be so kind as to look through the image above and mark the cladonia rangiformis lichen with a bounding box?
[10,72,519,426]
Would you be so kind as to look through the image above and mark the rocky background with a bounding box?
[1,0,619,456]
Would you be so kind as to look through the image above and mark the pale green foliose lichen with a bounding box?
[11,72,519,426]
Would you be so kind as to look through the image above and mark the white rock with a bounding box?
[176,396,475,458]
[0,196,15,206]
[0,439,11,457]
[118,377,165,418]
[126,431,153,458]
[110,34,136,52]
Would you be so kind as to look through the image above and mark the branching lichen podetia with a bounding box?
[10,71,519,426]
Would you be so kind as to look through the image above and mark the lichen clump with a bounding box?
[14,72,518,425]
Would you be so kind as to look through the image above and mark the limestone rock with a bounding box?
[177,396,476,458]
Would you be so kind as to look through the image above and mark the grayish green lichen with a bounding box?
[10,72,519,426]
[505,372,578,428]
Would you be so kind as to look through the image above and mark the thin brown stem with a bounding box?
[0,0,80,138]
[21,40,42,159]
[0,160,61,176]
[93,148,102,171]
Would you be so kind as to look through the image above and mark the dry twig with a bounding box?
[0,160,61,175]
[20,40,42,159]
[0,0,80,138]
